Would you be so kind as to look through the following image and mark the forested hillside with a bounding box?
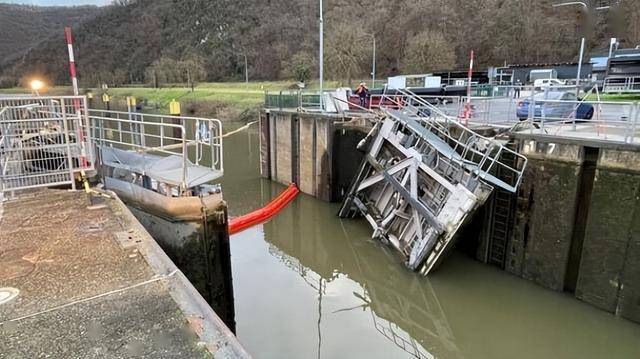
[0,4,101,75]
[1,0,639,88]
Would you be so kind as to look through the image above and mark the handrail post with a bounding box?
[181,125,187,190]
[140,113,146,147]
[60,99,76,190]
[211,120,217,169]
[630,102,639,144]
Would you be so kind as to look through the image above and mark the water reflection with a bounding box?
[266,241,434,359]
[262,196,452,359]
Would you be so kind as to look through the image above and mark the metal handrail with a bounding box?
[380,88,528,192]
[89,114,192,188]
[88,109,224,176]
[604,76,640,93]
[0,97,93,193]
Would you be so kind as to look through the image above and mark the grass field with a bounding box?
[0,80,345,121]
[584,93,640,102]
[8,80,636,120]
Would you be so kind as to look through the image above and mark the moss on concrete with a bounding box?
[512,157,582,291]
[577,168,640,321]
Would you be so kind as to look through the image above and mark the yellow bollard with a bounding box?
[169,99,181,139]
[126,96,137,107]
[101,93,113,140]
[169,99,181,116]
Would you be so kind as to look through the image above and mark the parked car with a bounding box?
[516,91,594,121]
[533,78,565,88]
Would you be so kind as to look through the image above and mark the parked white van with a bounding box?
[529,69,558,82]
[533,78,565,88]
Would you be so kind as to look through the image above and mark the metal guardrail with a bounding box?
[264,90,323,111]
[370,86,640,145]
[87,109,223,188]
[368,94,464,116]
[267,85,640,145]
[0,96,94,194]
[384,89,528,193]
[465,94,640,144]
[604,76,640,93]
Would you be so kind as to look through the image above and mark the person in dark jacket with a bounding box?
[355,82,369,108]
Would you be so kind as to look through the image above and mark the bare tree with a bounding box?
[282,51,316,84]
[402,31,456,73]
[326,22,369,85]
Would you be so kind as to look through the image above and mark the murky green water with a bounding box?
[220,124,640,359]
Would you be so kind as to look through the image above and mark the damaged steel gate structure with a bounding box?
[338,89,527,275]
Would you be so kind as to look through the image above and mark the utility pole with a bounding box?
[576,37,585,91]
[553,2,588,95]
[608,37,617,59]
[553,1,615,95]
[371,35,376,88]
[319,0,324,111]
[463,50,474,126]
[244,53,248,85]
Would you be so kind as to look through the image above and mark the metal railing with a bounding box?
[87,109,223,188]
[264,90,322,110]
[0,96,94,194]
[382,88,528,193]
[384,86,640,145]
[463,93,640,144]
[371,311,434,359]
[604,76,640,93]
[368,94,463,115]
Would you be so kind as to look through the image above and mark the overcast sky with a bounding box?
[1,0,110,5]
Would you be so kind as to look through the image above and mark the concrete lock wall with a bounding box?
[260,109,640,323]
[576,149,640,323]
[129,204,236,331]
[507,140,585,291]
[494,137,640,324]
[259,110,365,202]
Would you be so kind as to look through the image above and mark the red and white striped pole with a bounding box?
[64,27,80,96]
[64,26,88,168]
[464,50,474,126]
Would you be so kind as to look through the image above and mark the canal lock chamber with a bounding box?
[259,109,640,325]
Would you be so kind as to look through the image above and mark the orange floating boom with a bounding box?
[228,183,300,235]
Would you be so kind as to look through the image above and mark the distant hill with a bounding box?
[0,4,102,71]
[1,0,639,89]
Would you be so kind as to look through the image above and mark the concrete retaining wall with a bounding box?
[491,136,640,324]
[259,110,366,202]
[576,149,640,323]
[129,203,236,331]
[508,140,584,291]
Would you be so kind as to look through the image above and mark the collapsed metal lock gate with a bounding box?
[339,90,527,275]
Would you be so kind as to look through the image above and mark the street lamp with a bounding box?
[242,53,248,85]
[553,1,588,94]
[30,79,44,96]
[553,1,615,93]
[363,33,376,88]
